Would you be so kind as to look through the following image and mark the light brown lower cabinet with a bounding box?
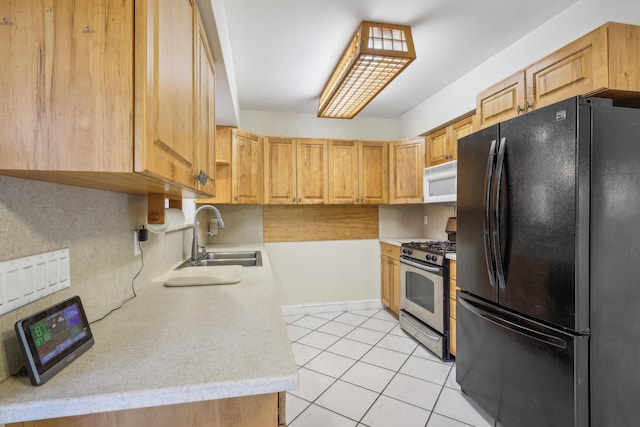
[449,260,458,356]
[381,243,401,316]
[6,392,286,427]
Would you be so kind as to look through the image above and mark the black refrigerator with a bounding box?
[456,95,640,427]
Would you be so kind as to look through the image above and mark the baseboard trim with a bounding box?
[281,299,383,316]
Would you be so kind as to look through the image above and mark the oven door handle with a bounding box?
[400,312,443,342]
[400,258,441,273]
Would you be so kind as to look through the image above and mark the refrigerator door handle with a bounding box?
[458,296,567,349]
[492,137,507,290]
[483,139,498,288]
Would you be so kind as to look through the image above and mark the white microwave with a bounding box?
[423,160,457,203]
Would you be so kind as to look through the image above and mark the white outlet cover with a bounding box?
[0,248,71,316]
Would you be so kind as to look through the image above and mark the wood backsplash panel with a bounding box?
[263,205,379,242]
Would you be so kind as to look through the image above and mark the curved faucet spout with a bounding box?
[191,205,225,261]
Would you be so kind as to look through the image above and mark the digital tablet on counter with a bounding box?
[15,295,94,385]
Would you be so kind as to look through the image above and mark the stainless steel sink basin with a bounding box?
[175,251,262,270]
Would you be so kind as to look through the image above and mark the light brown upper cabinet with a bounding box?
[199,127,263,205]
[193,4,216,196]
[137,0,198,190]
[389,137,425,204]
[232,129,263,204]
[0,0,215,198]
[264,138,328,204]
[328,141,388,204]
[477,22,640,129]
[425,116,474,167]
[476,71,527,129]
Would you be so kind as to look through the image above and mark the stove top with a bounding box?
[400,240,455,266]
[402,241,456,253]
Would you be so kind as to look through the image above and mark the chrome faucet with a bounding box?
[191,205,225,262]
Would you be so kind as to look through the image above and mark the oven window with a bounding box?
[406,271,435,313]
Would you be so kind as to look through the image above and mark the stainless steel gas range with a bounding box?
[399,240,455,360]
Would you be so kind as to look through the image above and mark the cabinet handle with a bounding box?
[517,102,532,114]
[292,198,296,202]
[85,26,93,33]
[194,170,208,185]
[1,18,10,24]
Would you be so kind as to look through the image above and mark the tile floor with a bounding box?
[283,308,496,427]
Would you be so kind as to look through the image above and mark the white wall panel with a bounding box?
[265,240,380,306]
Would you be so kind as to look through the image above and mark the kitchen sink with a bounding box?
[175,251,262,270]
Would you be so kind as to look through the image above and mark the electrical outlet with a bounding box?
[424,215,429,225]
[133,231,141,256]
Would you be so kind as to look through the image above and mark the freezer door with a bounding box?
[457,125,500,303]
[456,293,588,427]
[495,97,589,331]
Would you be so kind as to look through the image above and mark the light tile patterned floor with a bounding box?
[284,308,495,427]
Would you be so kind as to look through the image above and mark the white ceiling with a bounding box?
[216,0,579,122]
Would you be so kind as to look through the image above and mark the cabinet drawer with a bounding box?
[380,243,401,259]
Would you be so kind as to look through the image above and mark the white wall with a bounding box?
[423,204,457,241]
[265,240,381,306]
[239,110,397,140]
[202,204,264,244]
[398,0,640,137]
[379,205,425,239]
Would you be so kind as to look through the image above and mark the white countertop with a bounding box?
[0,243,298,424]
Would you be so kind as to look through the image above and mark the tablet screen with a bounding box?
[15,296,94,385]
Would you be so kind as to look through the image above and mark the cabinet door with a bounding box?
[232,129,263,204]
[0,0,133,171]
[193,4,215,195]
[449,116,474,161]
[359,141,388,204]
[136,0,196,189]
[328,141,359,204]
[476,71,526,129]
[526,25,607,111]
[381,255,392,309]
[389,138,424,204]
[390,257,401,316]
[197,126,231,204]
[426,128,448,166]
[264,137,296,204]
[449,260,457,356]
[296,139,328,204]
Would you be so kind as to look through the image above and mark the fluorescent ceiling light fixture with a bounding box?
[318,21,416,119]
